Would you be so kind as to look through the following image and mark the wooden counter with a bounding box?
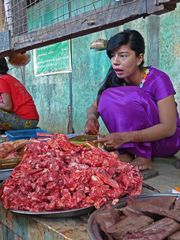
[0,205,90,240]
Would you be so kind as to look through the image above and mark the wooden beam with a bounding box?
[12,0,147,52]
[147,0,178,14]
[0,0,178,55]
[157,0,180,3]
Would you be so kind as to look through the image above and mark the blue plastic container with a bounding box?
[5,128,49,141]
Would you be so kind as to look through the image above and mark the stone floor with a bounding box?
[143,152,180,193]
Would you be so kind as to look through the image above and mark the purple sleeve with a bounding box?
[152,71,176,102]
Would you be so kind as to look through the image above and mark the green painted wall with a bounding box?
[9,3,180,134]
[159,4,180,107]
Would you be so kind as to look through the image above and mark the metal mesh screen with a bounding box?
[0,0,179,54]
[2,0,142,52]
[3,0,136,36]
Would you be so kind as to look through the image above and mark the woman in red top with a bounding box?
[0,57,39,130]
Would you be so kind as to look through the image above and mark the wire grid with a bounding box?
[3,0,136,37]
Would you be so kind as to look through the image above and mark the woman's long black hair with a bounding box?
[97,29,145,99]
[0,58,9,74]
[97,66,126,99]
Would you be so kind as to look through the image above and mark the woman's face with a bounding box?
[110,44,143,80]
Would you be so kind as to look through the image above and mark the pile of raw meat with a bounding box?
[0,134,142,212]
[94,196,180,240]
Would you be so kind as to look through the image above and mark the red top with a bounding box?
[0,74,39,120]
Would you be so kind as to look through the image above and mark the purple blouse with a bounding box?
[98,66,180,158]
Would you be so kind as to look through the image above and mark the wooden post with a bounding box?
[147,15,160,68]
[0,0,6,30]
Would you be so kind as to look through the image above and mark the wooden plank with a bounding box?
[157,0,180,3]
[0,205,89,240]
[11,0,146,52]
[147,0,178,14]
[158,0,173,3]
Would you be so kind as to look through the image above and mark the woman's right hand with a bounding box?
[85,101,99,134]
[85,115,99,134]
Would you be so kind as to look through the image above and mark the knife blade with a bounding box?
[142,182,160,193]
[68,134,97,142]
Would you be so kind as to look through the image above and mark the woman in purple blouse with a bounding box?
[85,29,180,170]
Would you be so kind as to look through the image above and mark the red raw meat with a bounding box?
[0,134,142,211]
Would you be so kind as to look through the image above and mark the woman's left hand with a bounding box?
[96,132,129,149]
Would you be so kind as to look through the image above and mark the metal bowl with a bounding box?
[11,205,95,218]
[0,168,13,181]
[87,193,180,240]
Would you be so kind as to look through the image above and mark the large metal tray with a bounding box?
[11,205,95,218]
[87,193,180,240]
[0,168,13,181]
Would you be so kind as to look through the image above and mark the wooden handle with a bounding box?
[0,157,21,169]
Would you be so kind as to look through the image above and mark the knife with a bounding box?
[68,134,98,142]
[142,182,160,193]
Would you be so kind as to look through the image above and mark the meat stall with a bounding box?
[0,134,142,239]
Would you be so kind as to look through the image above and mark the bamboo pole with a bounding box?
[0,0,7,31]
